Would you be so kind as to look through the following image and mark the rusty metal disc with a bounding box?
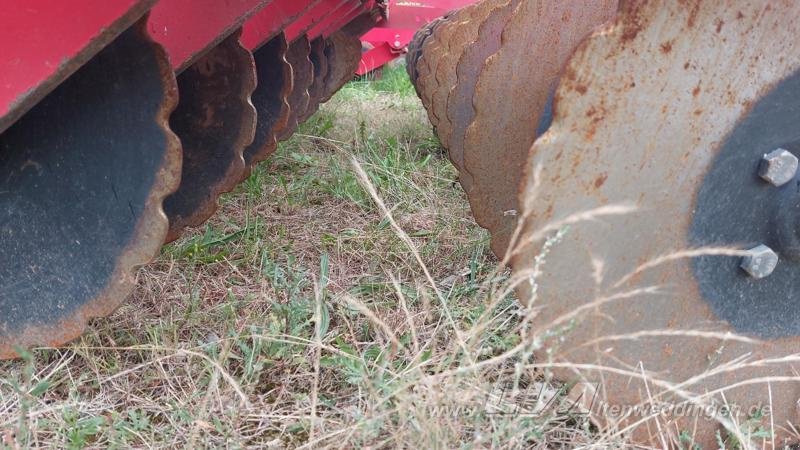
[408,16,450,95]
[430,0,504,154]
[0,18,180,358]
[320,30,361,103]
[277,35,314,142]
[164,29,257,242]
[514,1,800,446]
[406,18,440,86]
[298,37,329,125]
[413,15,453,131]
[242,32,293,176]
[445,0,516,192]
[463,0,616,257]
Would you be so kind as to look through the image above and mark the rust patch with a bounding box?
[593,173,608,188]
[715,18,725,33]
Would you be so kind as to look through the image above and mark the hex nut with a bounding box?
[739,244,779,279]
[758,148,799,187]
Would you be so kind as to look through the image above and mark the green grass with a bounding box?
[0,65,605,449]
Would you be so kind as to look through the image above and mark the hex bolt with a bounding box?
[758,148,799,187]
[739,244,779,279]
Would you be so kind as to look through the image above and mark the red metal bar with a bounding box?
[0,0,383,134]
[285,0,350,42]
[322,1,380,38]
[358,0,477,72]
[308,1,361,39]
[0,0,155,133]
[356,42,398,75]
[241,0,321,51]
[148,0,272,72]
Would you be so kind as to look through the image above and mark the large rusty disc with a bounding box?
[0,18,180,358]
[298,37,330,125]
[242,33,293,176]
[319,31,361,103]
[514,1,800,446]
[277,35,314,142]
[430,0,505,155]
[463,0,616,257]
[164,29,257,242]
[445,0,516,191]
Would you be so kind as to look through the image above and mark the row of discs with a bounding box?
[0,17,366,360]
[410,0,616,257]
[410,0,800,447]
[166,29,364,242]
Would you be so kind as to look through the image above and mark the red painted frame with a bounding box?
[285,0,350,42]
[357,0,477,75]
[149,0,272,72]
[0,0,383,133]
[0,0,155,133]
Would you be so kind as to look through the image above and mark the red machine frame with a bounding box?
[357,0,476,75]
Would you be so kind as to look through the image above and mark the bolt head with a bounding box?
[740,244,779,279]
[758,148,798,187]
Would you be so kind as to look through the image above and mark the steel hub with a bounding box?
[691,69,800,339]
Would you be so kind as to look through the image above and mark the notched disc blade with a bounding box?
[430,0,504,154]
[277,35,314,142]
[242,32,293,175]
[514,2,800,446]
[320,31,361,103]
[406,18,441,86]
[445,0,516,191]
[414,15,453,129]
[164,29,257,242]
[0,18,180,358]
[463,0,616,257]
[298,37,330,125]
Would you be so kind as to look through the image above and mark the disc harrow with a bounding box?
[513,2,800,444]
[0,2,385,357]
[408,0,800,446]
